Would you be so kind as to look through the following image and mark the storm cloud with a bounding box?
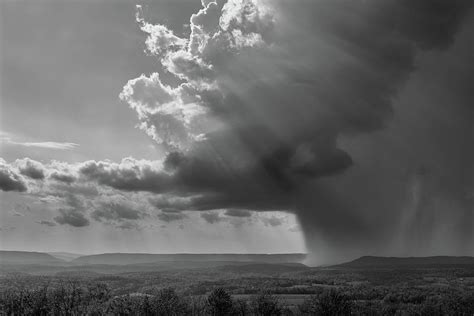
[118,0,473,264]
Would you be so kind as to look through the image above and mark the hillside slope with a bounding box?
[0,251,65,265]
[48,252,83,262]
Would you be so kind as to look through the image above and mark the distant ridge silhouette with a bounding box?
[0,251,65,264]
[72,253,307,265]
[338,256,474,268]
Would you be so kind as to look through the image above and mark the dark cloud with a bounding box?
[36,220,56,227]
[118,0,473,264]
[78,151,296,212]
[54,208,90,227]
[16,158,45,180]
[91,202,142,222]
[157,210,187,222]
[49,172,76,184]
[225,209,251,217]
[0,160,27,192]
[201,211,223,224]
[79,158,169,193]
[149,195,194,212]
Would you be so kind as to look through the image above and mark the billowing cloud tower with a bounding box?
[118,0,473,264]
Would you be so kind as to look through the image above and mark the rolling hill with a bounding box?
[0,251,65,265]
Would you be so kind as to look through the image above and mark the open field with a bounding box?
[1,254,474,315]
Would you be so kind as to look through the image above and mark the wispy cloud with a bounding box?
[8,141,79,150]
[1,131,79,150]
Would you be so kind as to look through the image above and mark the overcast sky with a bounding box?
[1,0,473,264]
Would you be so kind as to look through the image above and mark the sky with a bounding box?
[0,0,473,265]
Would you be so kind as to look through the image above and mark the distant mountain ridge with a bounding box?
[48,252,83,262]
[72,253,307,265]
[0,251,65,264]
[339,256,474,268]
[6,251,472,269]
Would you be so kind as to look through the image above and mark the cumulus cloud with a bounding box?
[78,158,168,192]
[49,172,76,184]
[136,5,187,56]
[75,151,296,213]
[54,208,90,227]
[120,0,277,150]
[91,201,143,222]
[201,211,223,223]
[0,159,27,192]
[46,160,78,183]
[46,192,92,227]
[15,158,45,180]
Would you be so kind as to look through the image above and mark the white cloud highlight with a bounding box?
[1,132,79,150]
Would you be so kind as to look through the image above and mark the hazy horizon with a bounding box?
[1,249,307,256]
